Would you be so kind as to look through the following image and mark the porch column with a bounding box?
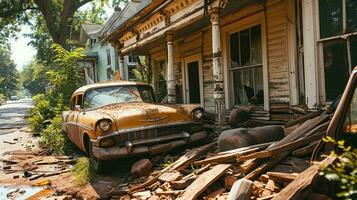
[302,0,319,109]
[210,7,226,125]
[119,54,125,80]
[166,31,176,103]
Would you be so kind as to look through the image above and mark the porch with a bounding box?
[107,0,300,123]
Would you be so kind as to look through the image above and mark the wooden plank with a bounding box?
[177,164,231,200]
[194,142,273,166]
[238,131,325,161]
[266,172,298,183]
[272,156,336,200]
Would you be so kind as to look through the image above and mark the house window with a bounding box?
[107,48,111,66]
[319,0,357,101]
[229,25,264,105]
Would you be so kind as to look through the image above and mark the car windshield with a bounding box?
[83,85,155,109]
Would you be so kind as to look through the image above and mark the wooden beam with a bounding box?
[272,156,336,200]
[177,164,231,200]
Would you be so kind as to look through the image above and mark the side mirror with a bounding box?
[75,105,81,111]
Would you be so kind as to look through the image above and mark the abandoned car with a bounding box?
[62,81,207,171]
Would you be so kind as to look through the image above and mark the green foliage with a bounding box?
[40,116,68,155]
[0,47,18,97]
[47,44,85,103]
[320,136,357,200]
[133,56,152,84]
[20,61,48,95]
[71,157,94,185]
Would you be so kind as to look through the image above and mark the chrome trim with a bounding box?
[92,131,207,160]
[95,121,202,141]
[131,131,190,146]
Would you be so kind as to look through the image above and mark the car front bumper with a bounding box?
[91,130,207,160]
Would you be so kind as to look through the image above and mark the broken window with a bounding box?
[230,25,263,105]
[319,0,357,101]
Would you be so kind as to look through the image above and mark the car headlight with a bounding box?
[192,109,203,120]
[97,119,112,132]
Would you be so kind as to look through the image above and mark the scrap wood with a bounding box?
[125,142,215,194]
[36,159,77,165]
[271,156,336,200]
[242,115,330,180]
[291,141,319,157]
[266,172,298,183]
[257,194,278,200]
[176,164,231,200]
[29,173,45,181]
[194,142,274,166]
[205,188,225,199]
[0,159,18,164]
[238,132,325,161]
[43,169,70,177]
[3,140,16,144]
[284,110,323,128]
[26,188,54,200]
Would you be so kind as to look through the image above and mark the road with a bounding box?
[0,98,38,155]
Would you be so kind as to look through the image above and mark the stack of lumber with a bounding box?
[112,109,335,200]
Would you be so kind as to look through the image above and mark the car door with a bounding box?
[72,94,83,147]
[66,96,77,142]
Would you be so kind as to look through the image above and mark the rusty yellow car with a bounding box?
[62,81,207,172]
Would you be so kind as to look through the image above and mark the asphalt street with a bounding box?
[0,98,36,155]
[0,98,33,131]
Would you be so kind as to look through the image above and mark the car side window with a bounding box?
[70,96,76,111]
[76,94,83,109]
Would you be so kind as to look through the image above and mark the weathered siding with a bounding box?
[266,0,290,104]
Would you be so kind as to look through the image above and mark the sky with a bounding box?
[9,1,116,72]
[10,25,37,71]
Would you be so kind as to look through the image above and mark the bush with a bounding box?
[40,115,74,155]
[320,136,357,200]
[28,94,54,132]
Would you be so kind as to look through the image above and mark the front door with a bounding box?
[187,61,201,104]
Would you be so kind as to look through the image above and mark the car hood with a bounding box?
[93,102,194,130]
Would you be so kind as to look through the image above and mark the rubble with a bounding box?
[110,108,335,200]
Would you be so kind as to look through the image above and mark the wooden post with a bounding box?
[302,0,319,109]
[166,31,176,104]
[119,54,125,80]
[210,7,226,126]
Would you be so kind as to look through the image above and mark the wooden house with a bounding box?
[105,0,357,123]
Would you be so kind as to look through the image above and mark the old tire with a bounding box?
[88,141,105,173]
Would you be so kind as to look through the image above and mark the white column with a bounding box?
[166,31,176,104]
[119,54,125,80]
[302,0,319,109]
[210,7,226,125]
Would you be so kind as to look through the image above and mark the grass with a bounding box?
[71,157,94,185]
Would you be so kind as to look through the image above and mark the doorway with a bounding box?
[184,55,203,105]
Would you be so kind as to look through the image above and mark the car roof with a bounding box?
[73,81,151,95]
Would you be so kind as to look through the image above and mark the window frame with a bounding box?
[228,24,264,107]
[317,0,357,103]
[222,12,269,111]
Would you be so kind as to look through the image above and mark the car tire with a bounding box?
[88,141,105,173]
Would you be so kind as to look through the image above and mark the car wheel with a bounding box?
[88,141,105,173]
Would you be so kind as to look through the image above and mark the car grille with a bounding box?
[114,123,202,144]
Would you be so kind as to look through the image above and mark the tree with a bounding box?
[0,48,18,97]
[0,0,127,49]
[20,60,48,95]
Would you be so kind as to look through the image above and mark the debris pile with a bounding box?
[1,150,77,199]
[111,109,334,200]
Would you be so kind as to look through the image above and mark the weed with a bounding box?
[71,157,94,185]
